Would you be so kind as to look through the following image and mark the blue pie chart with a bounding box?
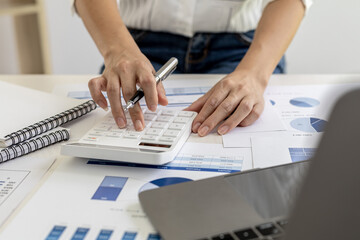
[290,97,320,108]
[139,177,192,192]
[290,118,327,133]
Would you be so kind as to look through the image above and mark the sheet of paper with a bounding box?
[222,100,286,147]
[53,80,213,110]
[0,154,233,239]
[251,133,322,169]
[88,142,253,173]
[0,81,84,137]
[265,83,360,133]
[224,83,360,148]
[0,81,106,227]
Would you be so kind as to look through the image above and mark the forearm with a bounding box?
[75,0,138,59]
[236,0,305,83]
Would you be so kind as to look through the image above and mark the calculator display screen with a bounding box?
[139,142,172,148]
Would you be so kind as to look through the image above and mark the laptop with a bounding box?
[139,89,360,240]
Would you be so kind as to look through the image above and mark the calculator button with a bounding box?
[109,127,126,133]
[146,128,164,136]
[88,131,105,136]
[143,110,157,115]
[144,108,161,114]
[168,123,185,130]
[173,117,190,124]
[93,125,109,131]
[144,121,152,127]
[159,137,175,143]
[161,110,177,116]
[156,116,173,122]
[141,135,158,141]
[163,130,180,137]
[178,111,194,117]
[84,136,98,142]
[123,132,141,139]
[151,122,168,129]
[105,132,123,138]
[144,114,157,121]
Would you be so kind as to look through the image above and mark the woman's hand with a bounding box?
[88,48,168,131]
[185,70,266,137]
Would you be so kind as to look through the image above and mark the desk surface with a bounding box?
[1,74,360,93]
[1,74,360,239]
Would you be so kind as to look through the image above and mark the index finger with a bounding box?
[88,76,108,110]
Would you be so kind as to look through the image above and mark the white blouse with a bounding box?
[72,0,313,37]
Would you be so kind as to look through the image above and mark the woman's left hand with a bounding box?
[184,70,267,137]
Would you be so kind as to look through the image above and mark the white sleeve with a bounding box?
[301,0,313,13]
[262,0,313,14]
[69,0,78,15]
[69,0,120,15]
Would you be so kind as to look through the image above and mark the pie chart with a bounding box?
[139,177,192,192]
[290,97,320,108]
[290,118,327,133]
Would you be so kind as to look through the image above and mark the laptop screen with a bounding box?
[225,161,309,219]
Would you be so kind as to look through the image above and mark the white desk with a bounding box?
[0,74,360,239]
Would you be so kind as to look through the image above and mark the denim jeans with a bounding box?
[101,29,286,74]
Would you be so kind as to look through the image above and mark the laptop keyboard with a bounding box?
[198,220,287,240]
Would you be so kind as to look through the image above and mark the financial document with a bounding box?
[53,81,211,109]
[0,81,107,228]
[0,156,228,240]
[251,134,322,168]
[88,142,252,173]
[223,83,360,148]
[222,100,286,148]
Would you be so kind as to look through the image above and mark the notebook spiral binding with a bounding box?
[0,129,70,163]
[2,100,96,147]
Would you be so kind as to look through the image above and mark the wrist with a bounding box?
[100,26,139,62]
[233,65,270,88]
[102,41,141,65]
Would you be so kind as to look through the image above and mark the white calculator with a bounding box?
[61,109,197,165]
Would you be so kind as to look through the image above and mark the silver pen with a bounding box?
[124,57,178,111]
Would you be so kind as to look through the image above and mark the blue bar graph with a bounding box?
[45,225,66,240]
[122,231,138,240]
[289,148,316,162]
[92,176,128,201]
[147,233,162,240]
[71,227,89,240]
[96,229,113,240]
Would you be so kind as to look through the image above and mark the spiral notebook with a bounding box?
[0,100,97,163]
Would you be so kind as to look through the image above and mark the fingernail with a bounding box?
[193,122,201,132]
[116,117,126,128]
[150,104,157,112]
[198,126,209,136]
[135,120,144,131]
[99,100,108,110]
[218,126,229,135]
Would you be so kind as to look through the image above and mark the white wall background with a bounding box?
[0,0,359,74]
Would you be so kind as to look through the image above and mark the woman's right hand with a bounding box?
[88,47,168,131]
